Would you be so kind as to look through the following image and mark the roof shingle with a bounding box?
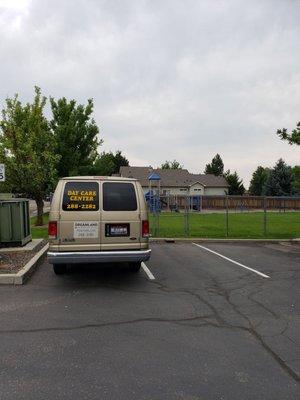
[119,166,229,187]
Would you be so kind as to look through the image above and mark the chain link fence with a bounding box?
[149,195,300,239]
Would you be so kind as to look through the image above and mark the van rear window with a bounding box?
[103,182,137,211]
[62,182,99,211]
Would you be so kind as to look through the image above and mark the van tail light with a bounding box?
[48,221,57,239]
[142,220,149,238]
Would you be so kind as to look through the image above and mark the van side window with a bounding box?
[62,182,99,211]
[103,182,137,211]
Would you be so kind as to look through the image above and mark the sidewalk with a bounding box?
[150,237,300,244]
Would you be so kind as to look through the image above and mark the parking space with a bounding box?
[0,242,299,399]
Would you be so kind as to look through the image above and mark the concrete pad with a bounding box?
[0,238,44,253]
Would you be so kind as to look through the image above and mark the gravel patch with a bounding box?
[0,240,48,274]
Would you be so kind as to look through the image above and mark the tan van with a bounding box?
[47,176,151,274]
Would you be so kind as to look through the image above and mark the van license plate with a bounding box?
[105,224,129,237]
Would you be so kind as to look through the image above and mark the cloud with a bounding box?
[0,0,299,185]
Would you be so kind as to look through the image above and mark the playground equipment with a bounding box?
[144,170,203,213]
[189,195,202,211]
[145,172,161,213]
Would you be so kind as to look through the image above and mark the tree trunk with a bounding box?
[35,198,44,226]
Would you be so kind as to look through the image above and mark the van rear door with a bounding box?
[100,181,141,251]
[59,180,101,251]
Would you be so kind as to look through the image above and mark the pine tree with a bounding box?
[249,166,269,195]
[225,171,245,195]
[204,154,224,176]
[277,122,300,145]
[264,159,294,196]
[292,166,300,194]
[161,160,183,169]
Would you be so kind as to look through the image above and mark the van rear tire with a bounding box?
[53,264,67,275]
[129,262,141,272]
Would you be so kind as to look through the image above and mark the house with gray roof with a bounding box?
[119,166,229,196]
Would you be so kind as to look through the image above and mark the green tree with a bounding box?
[89,151,129,176]
[225,171,245,195]
[113,150,129,172]
[277,122,300,145]
[92,152,115,176]
[204,154,224,176]
[0,172,13,193]
[0,87,59,225]
[50,97,101,177]
[249,166,269,195]
[292,166,300,194]
[161,160,183,169]
[264,159,294,196]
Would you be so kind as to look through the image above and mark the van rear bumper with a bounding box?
[47,249,151,264]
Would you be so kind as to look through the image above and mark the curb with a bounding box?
[0,243,49,285]
[0,238,44,253]
[150,238,300,244]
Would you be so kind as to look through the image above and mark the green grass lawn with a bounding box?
[149,211,300,239]
[30,213,49,239]
[30,211,300,239]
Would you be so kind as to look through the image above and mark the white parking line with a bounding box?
[192,243,270,279]
[141,262,155,280]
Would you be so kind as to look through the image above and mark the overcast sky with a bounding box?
[0,0,299,186]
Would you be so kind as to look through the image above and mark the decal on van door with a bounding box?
[74,221,99,239]
[62,182,99,211]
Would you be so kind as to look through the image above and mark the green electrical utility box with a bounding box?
[0,199,31,247]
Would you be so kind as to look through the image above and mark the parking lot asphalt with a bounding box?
[0,242,299,400]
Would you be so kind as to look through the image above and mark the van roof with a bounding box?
[61,176,137,182]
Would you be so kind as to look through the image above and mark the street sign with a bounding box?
[0,164,5,182]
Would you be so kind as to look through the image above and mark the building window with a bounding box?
[180,188,187,191]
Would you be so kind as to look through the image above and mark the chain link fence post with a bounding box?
[225,195,229,237]
[153,205,160,237]
[152,211,157,237]
[151,211,155,237]
[187,196,190,237]
[263,196,267,237]
[184,196,189,237]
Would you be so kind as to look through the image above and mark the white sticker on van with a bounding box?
[74,221,99,239]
